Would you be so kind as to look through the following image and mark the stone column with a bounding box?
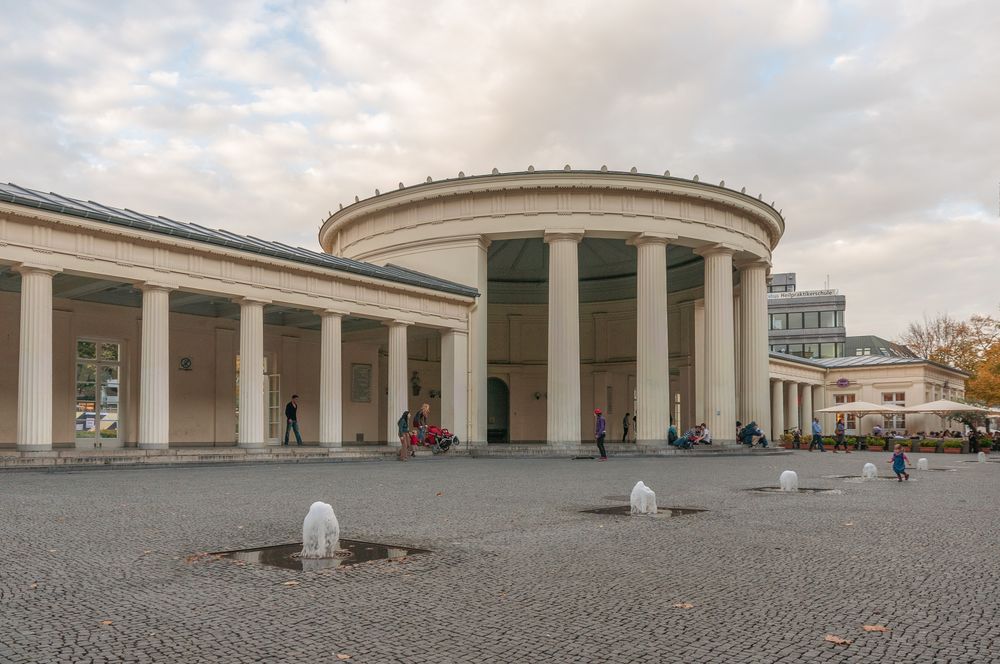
[237,299,267,448]
[737,260,770,434]
[697,245,737,444]
[544,231,584,445]
[441,329,469,444]
[15,264,60,451]
[800,383,814,435]
[468,238,490,447]
[632,233,672,446]
[813,384,828,433]
[771,379,785,441]
[386,321,410,447]
[785,381,800,434]
[319,311,343,448]
[138,283,175,449]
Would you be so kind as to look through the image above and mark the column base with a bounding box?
[138,443,169,450]
[318,442,342,449]
[16,443,53,452]
[237,441,267,449]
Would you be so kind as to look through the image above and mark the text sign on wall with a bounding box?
[767,289,840,300]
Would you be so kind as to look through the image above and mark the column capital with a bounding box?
[382,319,412,328]
[627,232,676,247]
[693,243,737,258]
[543,229,585,244]
[734,257,771,271]
[138,281,178,292]
[233,296,270,306]
[13,262,62,277]
[317,308,348,319]
[442,327,468,338]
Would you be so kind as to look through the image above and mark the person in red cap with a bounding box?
[594,408,608,461]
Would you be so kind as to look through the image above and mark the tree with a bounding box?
[897,312,1000,374]
[967,341,1000,407]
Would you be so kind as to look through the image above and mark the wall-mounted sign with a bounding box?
[836,377,850,388]
[767,289,840,300]
[351,363,372,402]
[179,357,193,371]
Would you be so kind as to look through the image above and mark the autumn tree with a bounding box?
[897,312,1000,374]
[967,341,1000,407]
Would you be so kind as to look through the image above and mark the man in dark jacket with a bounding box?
[283,394,302,446]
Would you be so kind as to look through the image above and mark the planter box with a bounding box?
[918,446,937,453]
[943,447,962,454]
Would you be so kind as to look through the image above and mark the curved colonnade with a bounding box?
[320,170,785,445]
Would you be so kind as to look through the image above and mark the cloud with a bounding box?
[0,0,997,337]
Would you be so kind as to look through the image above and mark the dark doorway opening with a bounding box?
[487,377,510,443]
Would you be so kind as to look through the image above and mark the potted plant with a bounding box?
[943,439,963,454]
[867,437,884,452]
[780,433,794,449]
[918,440,939,453]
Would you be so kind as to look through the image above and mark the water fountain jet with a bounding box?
[630,481,657,515]
[862,463,878,480]
[917,458,928,471]
[301,501,340,559]
[779,470,798,492]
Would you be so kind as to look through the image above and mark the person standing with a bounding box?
[594,408,608,461]
[810,417,824,452]
[397,410,411,461]
[622,412,631,443]
[283,394,302,446]
[412,403,430,454]
[833,417,849,453]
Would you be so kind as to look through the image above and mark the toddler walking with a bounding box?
[888,443,910,481]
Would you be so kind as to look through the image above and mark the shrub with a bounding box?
[943,439,963,449]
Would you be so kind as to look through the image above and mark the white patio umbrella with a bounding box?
[900,399,989,416]
[815,401,905,434]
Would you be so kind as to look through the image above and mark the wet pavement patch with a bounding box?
[213,539,430,571]
[826,475,916,481]
[748,487,840,494]
[581,505,707,516]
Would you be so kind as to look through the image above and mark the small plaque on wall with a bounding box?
[351,363,372,403]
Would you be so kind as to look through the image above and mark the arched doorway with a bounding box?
[487,377,510,443]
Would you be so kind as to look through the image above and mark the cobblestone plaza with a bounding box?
[2,453,998,663]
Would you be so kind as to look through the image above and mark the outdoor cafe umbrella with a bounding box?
[899,399,989,416]
[815,401,905,433]
[901,399,990,429]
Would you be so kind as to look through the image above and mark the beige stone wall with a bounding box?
[0,292,398,448]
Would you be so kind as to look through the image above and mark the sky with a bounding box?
[1,0,998,338]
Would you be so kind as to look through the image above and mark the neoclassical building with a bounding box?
[0,170,783,451]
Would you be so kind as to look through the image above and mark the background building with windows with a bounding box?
[767,273,846,358]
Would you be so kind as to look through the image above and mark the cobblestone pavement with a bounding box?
[1,452,998,663]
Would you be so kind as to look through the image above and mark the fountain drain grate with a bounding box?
[212,538,430,571]
[581,505,707,516]
[748,487,840,494]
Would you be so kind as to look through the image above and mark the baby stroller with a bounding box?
[409,424,460,454]
[738,421,768,448]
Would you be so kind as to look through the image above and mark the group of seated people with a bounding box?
[669,423,713,449]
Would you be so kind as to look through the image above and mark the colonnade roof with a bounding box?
[0,182,478,299]
[320,167,786,251]
[770,350,969,377]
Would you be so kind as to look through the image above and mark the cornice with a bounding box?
[319,170,785,253]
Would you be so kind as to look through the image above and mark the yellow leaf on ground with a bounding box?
[99,620,113,626]
[824,634,853,646]
[282,581,300,587]
[672,603,694,609]
[863,625,890,633]
[435,492,443,496]
[336,654,351,660]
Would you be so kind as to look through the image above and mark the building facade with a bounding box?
[1,170,783,450]
[767,272,846,359]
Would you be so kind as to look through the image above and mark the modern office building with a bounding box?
[767,272,846,358]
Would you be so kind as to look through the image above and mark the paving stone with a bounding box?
[0,453,997,662]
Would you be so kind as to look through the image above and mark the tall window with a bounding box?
[882,392,906,431]
[834,393,856,432]
[75,340,121,443]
